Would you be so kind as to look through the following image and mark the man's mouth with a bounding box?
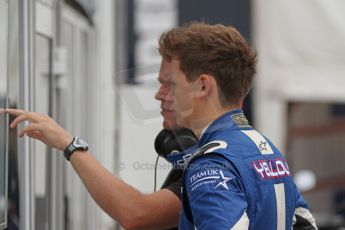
[161,108,174,116]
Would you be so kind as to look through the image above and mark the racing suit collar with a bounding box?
[199,109,251,145]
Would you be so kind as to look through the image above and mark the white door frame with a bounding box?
[61,5,97,230]
[0,0,8,228]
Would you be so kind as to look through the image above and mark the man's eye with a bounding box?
[162,83,169,88]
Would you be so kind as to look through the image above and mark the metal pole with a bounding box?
[19,0,35,229]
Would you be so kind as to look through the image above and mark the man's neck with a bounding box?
[190,104,241,139]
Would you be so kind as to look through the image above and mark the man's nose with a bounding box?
[155,87,165,100]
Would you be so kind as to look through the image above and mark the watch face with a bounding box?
[74,137,88,148]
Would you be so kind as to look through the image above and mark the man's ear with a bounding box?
[199,74,212,97]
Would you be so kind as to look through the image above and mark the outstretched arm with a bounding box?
[5,109,181,229]
[70,150,180,229]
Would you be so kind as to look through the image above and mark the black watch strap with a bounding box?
[63,137,89,161]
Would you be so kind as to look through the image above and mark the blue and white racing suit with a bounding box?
[174,110,317,230]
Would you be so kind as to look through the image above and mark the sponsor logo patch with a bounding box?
[231,113,251,128]
[189,169,232,191]
[253,158,290,179]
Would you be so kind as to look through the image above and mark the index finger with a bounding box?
[5,108,26,117]
[6,109,44,124]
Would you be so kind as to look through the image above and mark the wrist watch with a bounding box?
[63,136,89,161]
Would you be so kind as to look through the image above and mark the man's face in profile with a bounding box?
[155,60,179,130]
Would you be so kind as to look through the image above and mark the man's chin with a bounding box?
[163,120,178,130]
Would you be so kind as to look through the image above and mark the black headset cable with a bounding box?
[154,155,160,192]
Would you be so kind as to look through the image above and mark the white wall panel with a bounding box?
[253,0,345,149]
[119,85,170,193]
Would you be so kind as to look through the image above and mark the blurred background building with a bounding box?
[0,0,344,229]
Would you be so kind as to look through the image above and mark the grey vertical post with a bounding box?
[19,0,35,229]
